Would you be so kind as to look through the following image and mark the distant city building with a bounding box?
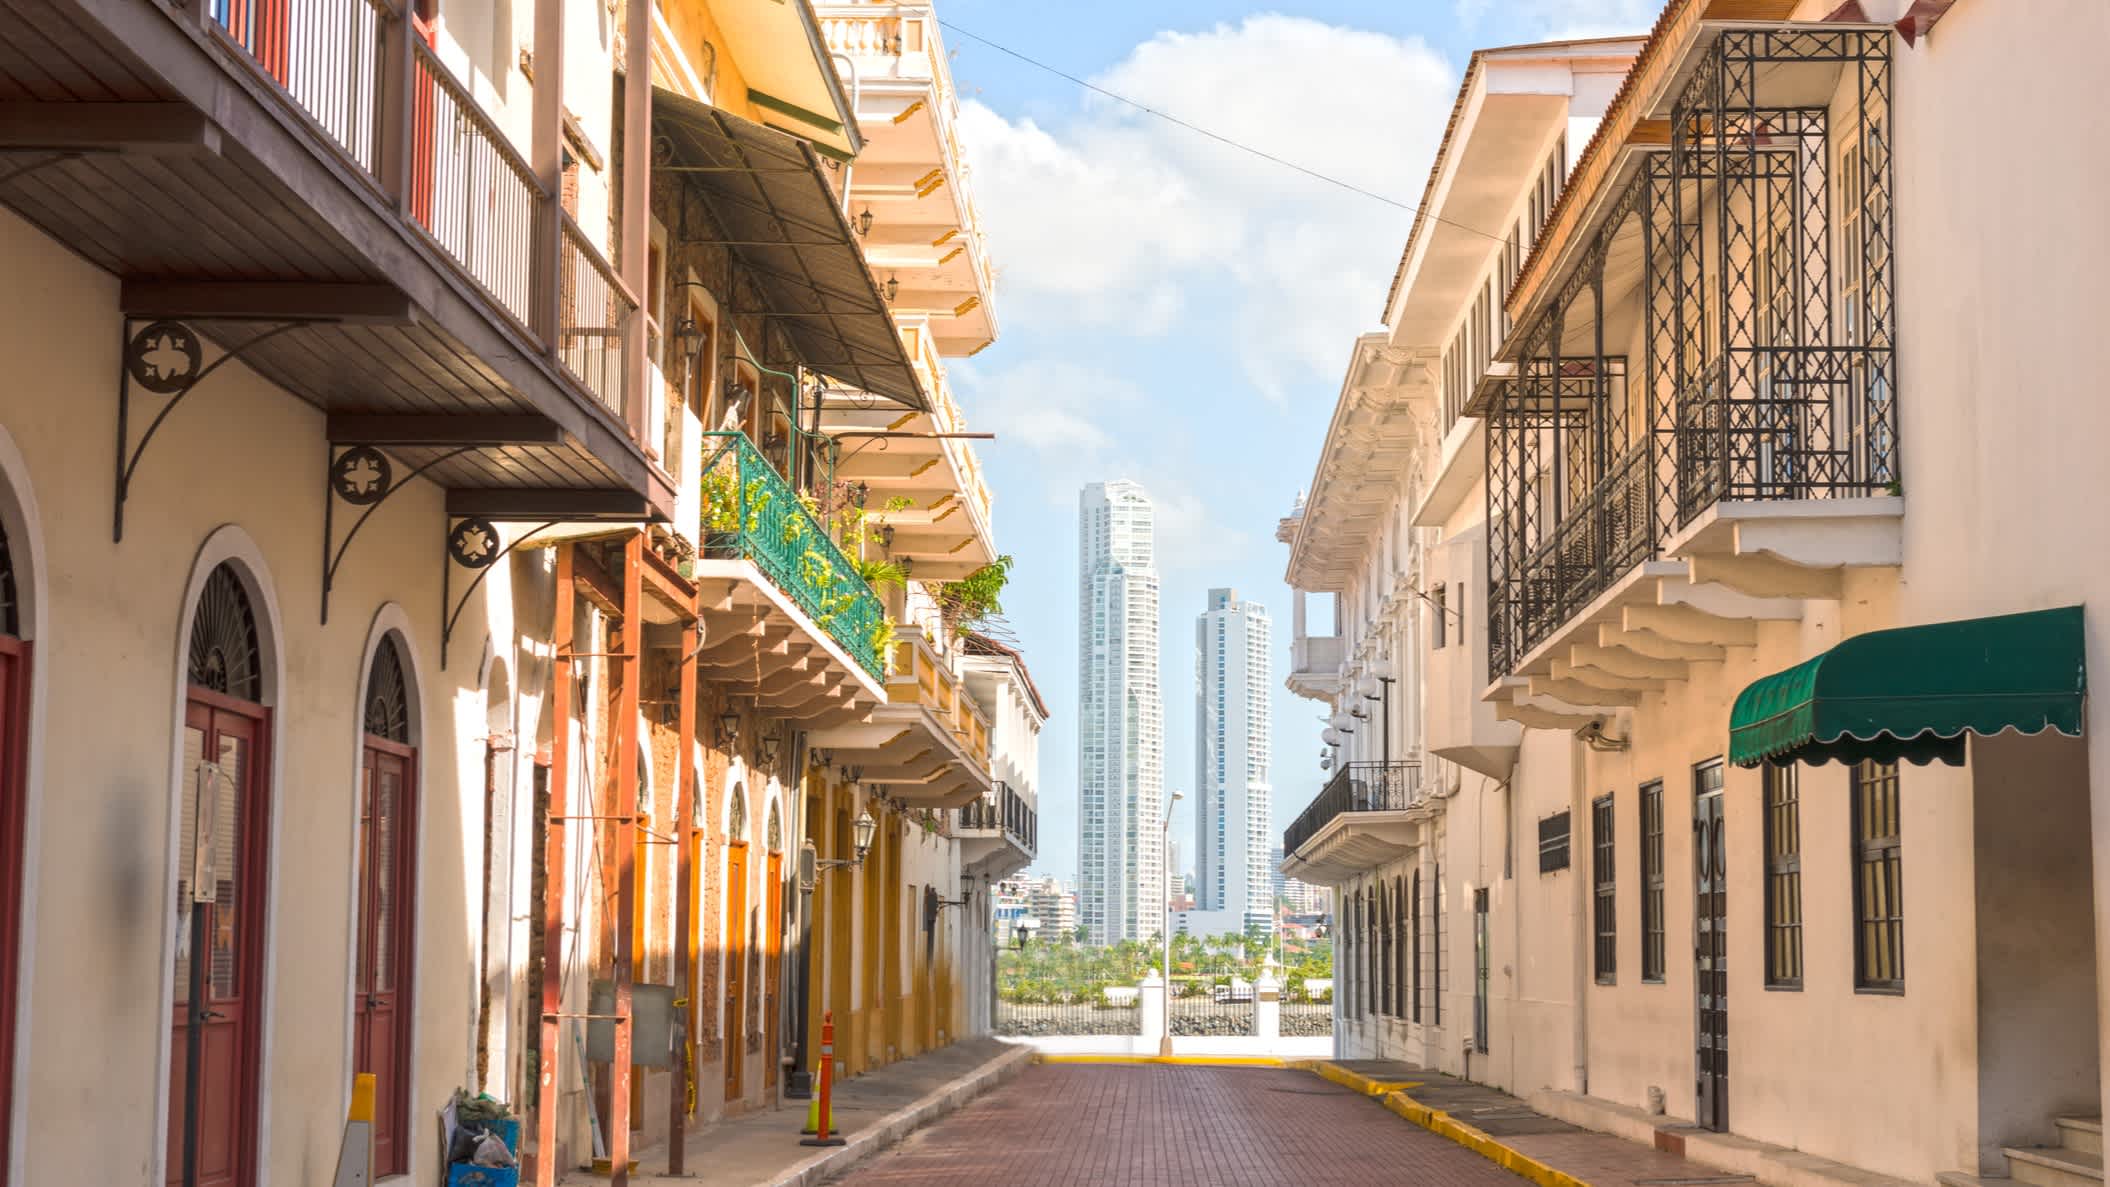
[1077,481,1165,944]
[1196,588,1273,935]
[1270,843,1288,904]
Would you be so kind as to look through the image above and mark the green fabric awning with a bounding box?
[1728,606,2087,768]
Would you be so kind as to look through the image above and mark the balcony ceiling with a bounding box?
[842,100,994,354]
[701,0,860,160]
[821,401,995,579]
[653,88,926,411]
[1281,811,1420,885]
[1285,333,1433,591]
[808,705,992,809]
[0,0,665,516]
[692,563,888,720]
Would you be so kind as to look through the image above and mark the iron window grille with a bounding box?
[1432,863,1444,1027]
[1764,762,1804,989]
[1431,584,1447,649]
[1409,870,1423,1024]
[1641,780,1665,983]
[1851,759,1903,992]
[1538,810,1572,873]
[1592,795,1616,984]
[1394,874,1409,1020]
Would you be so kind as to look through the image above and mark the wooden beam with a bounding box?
[571,543,625,616]
[532,543,577,1186]
[328,413,567,446]
[447,488,652,522]
[121,279,413,324]
[0,101,219,154]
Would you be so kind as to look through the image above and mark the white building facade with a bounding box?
[1283,4,2110,1185]
[1195,588,1275,936]
[1077,481,1165,944]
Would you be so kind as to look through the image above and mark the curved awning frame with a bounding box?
[1728,606,2087,768]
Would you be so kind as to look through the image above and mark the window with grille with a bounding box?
[1432,863,1444,1026]
[1431,584,1447,649]
[1852,760,1903,992]
[1592,795,1615,984]
[1764,762,1803,989]
[1641,781,1665,983]
[1409,868,1423,1023]
[1538,811,1571,873]
[1472,887,1489,1053]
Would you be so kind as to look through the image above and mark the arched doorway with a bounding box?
[355,634,418,1176]
[723,783,748,1102]
[168,563,272,1187]
[0,512,29,1187]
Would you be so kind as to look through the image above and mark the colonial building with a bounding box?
[0,0,1031,1185]
[1284,3,2110,1184]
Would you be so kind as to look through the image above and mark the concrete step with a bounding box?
[1937,1174,2010,1187]
[2059,1117,2105,1157]
[2007,1145,2104,1187]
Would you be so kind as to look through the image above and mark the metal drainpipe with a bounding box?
[832,53,861,212]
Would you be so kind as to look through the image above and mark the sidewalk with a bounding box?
[558,1037,1031,1187]
[1310,1061,1912,1187]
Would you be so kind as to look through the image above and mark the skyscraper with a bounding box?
[1195,589,1273,936]
[1077,481,1164,944]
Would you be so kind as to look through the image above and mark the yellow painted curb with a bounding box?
[1308,1063,1589,1187]
[1029,1053,1288,1068]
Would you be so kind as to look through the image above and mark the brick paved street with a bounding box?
[837,1064,1529,1186]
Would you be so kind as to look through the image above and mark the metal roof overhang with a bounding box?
[653,89,926,412]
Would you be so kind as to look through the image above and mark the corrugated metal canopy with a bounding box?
[653,88,925,411]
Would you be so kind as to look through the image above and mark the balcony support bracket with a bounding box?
[320,443,476,626]
[441,517,558,668]
[112,318,303,543]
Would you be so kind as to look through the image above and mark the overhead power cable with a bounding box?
[937,19,1509,245]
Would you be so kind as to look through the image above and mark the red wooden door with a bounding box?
[0,634,28,1187]
[168,697,268,1187]
[723,842,747,1101]
[355,742,416,1177]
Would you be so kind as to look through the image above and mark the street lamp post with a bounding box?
[796,807,878,1093]
[1160,788,1182,1058]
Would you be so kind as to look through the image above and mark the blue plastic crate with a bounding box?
[447,1164,519,1187]
[464,1117,521,1154]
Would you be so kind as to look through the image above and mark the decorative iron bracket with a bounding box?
[440,516,556,669]
[320,443,475,625]
[113,318,302,541]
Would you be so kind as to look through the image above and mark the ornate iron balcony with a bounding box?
[700,432,886,679]
[1283,761,1422,858]
[1486,27,1894,677]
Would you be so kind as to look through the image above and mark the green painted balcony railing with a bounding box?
[701,431,887,680]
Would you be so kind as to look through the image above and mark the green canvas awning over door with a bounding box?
[1728,606,2087,768]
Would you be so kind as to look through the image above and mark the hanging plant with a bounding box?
[870,615,898,673]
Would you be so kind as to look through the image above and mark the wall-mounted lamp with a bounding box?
[796,808,879,892]
[715,709,740,747]
[851,480,870,509]
[899,557,915,578]
[885,274,900,302]
[878,524,896,549]
[758,728,782,767]
[673,315,708,362]
[856,206,874,237]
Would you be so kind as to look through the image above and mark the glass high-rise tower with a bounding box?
[1195,589,1273,936]
[1077,480,1164,944]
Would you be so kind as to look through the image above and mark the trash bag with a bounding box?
[447,1124,485,1165]
[471,1131,517,1169]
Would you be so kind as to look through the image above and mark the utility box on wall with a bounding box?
[586,981,680,1068]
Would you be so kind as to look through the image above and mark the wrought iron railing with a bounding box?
[210,0,386,171]
[1283,761,1421,858]
[1486,28,1894,677]
[408,39,542,330]
[201,1,652,447]
[957,789,1000,833]
[700,432,886,680]
[557,214,635,418]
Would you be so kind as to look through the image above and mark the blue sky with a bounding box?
[940,1,1650,885]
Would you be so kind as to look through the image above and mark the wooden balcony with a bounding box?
[0,0,663,519]
[807,623,992,809]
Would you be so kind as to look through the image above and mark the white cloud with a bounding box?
[1487,0,1658,40]
[957,15,1455,400]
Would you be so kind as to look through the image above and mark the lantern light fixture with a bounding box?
[856,206,874,237]
[885,274,900,302]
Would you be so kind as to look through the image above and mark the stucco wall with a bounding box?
[0,205,504,1185]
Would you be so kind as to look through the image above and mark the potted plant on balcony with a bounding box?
[936,554,1013,636]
